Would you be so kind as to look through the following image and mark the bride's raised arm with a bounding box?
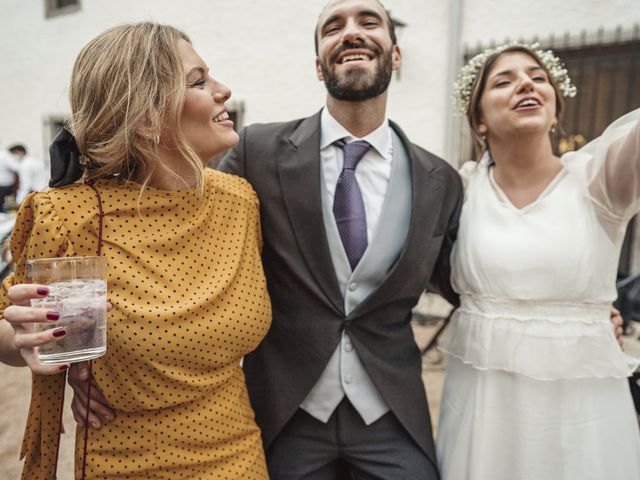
[564,109,640,221]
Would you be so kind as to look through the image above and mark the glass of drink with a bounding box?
[27,256,107,364]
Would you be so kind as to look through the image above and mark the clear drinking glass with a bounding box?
[27,256,107,364]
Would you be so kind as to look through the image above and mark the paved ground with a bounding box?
[1,320,638,479]
[0,365,75,479]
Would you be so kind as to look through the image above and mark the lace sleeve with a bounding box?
[562,108,640,222]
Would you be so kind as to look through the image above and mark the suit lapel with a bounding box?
[349,121,445,318]
[276,111,345,315]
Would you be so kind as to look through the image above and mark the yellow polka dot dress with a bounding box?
[1,169,272,479]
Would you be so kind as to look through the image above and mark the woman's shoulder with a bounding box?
[10,187,84,263]
[206,168,258,206]
[458,160,484,190]
[37,182,99,201]
[458,160,479,177]
[32,183,101,218]
[21,185,81,215]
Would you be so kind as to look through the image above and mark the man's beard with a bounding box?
[320,46,393,102]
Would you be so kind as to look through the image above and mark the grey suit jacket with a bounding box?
[218,110,462,470]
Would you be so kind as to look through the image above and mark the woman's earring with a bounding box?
[551,126,557,134]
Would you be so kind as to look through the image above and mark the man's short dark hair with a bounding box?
[8,144,26,155]
[314,0,397,55]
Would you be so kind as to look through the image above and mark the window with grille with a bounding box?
[45,0,81,19]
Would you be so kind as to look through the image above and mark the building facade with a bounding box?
[0,0,639,270]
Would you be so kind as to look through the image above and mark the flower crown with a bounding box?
[453,42,577,115]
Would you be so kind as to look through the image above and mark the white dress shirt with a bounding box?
[17,155,47,203]
[300,108,402,425]
[0,150,18,187]
[320,108,394,241]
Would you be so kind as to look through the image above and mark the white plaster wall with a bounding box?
[462,0,640,48]
[0,0,451,162]
[385,0,451,156]
[0,0,638,163]
[0,0,637,270]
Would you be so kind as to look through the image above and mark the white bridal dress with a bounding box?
[436,109,640,480]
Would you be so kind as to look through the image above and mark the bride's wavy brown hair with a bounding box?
[69,22,205,192]
[467,45,565,160]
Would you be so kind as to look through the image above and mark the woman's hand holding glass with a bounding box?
[2,283,114,373]
[2,284,70,375]
[2,282,115,427]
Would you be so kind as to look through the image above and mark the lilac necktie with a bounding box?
[333,139,371,270]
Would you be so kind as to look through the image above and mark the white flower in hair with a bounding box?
[452,42,577,115]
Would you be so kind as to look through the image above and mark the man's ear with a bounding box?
[392,45,402,71]
[316,57,324,81]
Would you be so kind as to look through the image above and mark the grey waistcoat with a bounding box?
[300,130,413,424]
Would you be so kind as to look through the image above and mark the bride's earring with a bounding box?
[477,125,488,148]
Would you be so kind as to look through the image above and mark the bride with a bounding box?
[437,43,640,480]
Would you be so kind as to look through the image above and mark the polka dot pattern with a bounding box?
[1,169,272,479]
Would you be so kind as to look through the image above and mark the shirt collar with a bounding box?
[320,107,391,158]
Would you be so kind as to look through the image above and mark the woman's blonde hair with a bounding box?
[69,22,205,191]
[466,45,565,159]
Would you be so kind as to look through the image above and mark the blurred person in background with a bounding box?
[8,144,48,204]
[0,146,18,211]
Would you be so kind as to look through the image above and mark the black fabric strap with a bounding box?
[49,128,84,188]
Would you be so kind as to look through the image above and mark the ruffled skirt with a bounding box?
[439,296,639,380]
[436,357,640,480]
[436,296,640,479]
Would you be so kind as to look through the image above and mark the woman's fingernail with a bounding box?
[46,311,60,321]
[91,421,100,429]
[37,287,49,296]
[59,365,69,371]
[52,328,67,338]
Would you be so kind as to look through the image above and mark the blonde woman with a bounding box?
[437,44,640,479]
[0,23,271,479]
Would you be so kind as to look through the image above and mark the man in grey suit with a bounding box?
[64,0,461,477]
[54,1,625,475]
[218,0,463,478]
